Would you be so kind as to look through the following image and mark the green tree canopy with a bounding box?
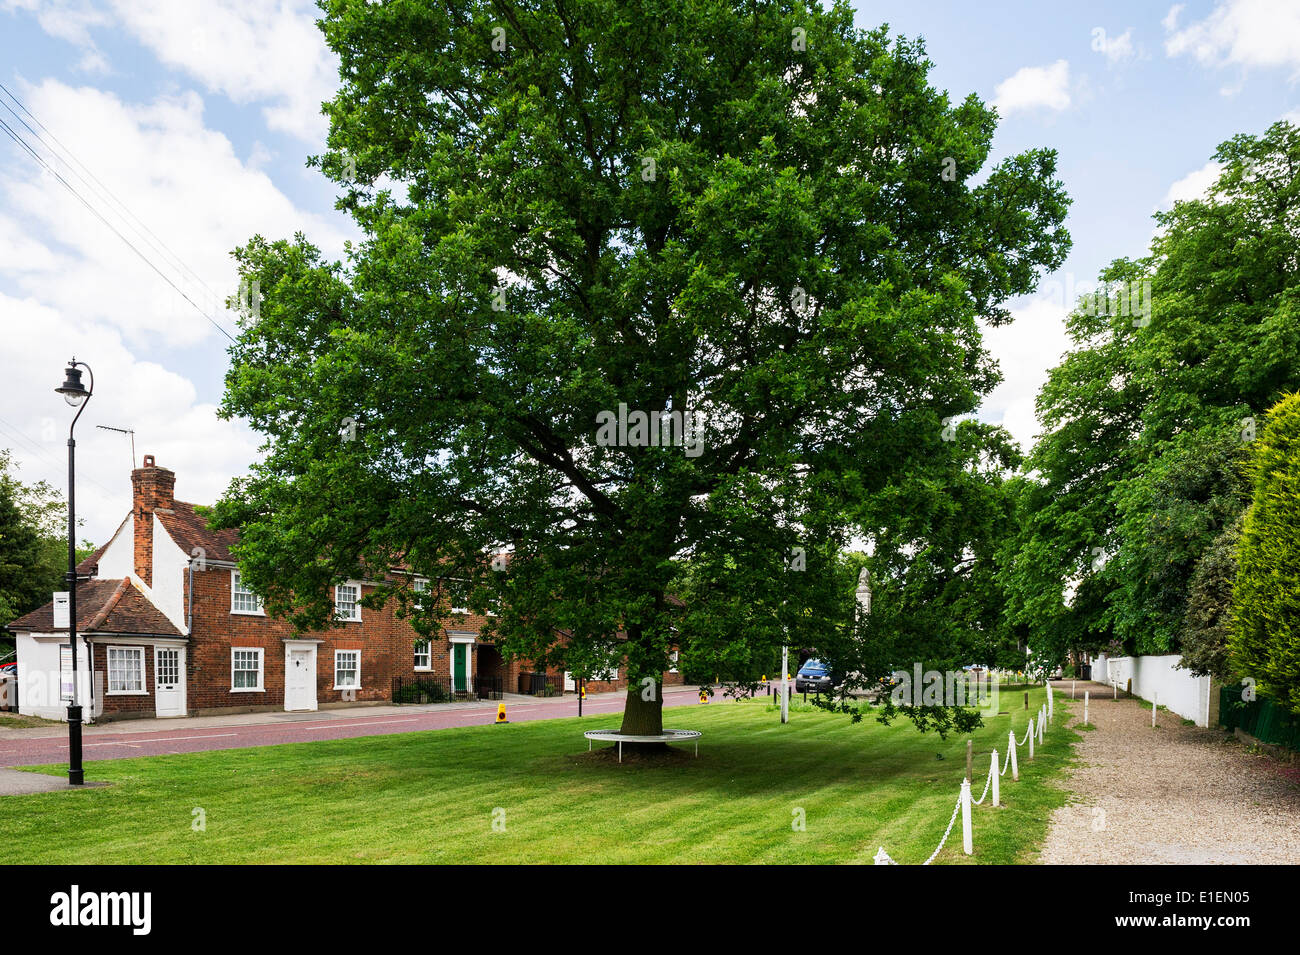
[1005,121,1300,664]
[212,0,1069,735]
[0,450,78,637]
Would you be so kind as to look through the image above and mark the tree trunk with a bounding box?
[619,682,664,736]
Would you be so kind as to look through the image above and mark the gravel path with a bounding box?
[1039,682,1300,864]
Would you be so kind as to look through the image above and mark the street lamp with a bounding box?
[55,359,92,785]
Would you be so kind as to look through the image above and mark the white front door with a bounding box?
[285,646,318,711]
[154,647,185,717]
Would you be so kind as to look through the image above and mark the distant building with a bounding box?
[8,455,680,721]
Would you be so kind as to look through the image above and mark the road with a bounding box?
[0,684,735,768]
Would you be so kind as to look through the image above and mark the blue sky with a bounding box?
[1,0,1298,543]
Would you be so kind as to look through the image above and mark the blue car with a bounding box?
[795,659,836,693]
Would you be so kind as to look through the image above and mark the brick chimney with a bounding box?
[131,454,175,587]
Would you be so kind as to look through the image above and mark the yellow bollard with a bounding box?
[495,703,508,724]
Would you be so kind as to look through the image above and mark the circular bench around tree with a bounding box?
[583,729,702,762]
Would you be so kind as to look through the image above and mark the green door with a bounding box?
[453,643,467,693]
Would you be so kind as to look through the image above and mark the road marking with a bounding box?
[291,719,421,730]
[86,733,238,746]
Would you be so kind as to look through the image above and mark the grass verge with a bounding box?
[5,688,1076,864]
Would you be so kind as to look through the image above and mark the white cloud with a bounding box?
[5,0,339,142]
[1092,27,1135,63]
[2,0,107,47]
[1163,160,1224,205]
[1163,4,1185,33]
[1165,0,1300,76]
[978,295,1073,456]
[106,0,338,143]
[992,60,1072,115]
[0,79,350,349]
[0,292,263,543]
[0,78,353,539]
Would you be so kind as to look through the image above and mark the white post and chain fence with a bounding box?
[873,686,1057,865]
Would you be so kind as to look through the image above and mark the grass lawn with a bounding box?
[4,687,1077,864]
[0,714,62,729]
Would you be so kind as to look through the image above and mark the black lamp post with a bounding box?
[55,359,92,786]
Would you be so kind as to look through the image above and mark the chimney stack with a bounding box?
[131,454,175,587]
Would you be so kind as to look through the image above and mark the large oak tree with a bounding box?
[213,0,1069,736]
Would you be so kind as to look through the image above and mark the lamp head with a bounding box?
[55,363,90,407]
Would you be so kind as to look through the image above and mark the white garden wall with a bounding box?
[1090,653,1213,727]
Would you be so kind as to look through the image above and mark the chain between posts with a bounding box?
[875,699,1052,864]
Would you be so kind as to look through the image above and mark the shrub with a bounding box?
[1230,393,1300,714]
[1179,515,1243,680]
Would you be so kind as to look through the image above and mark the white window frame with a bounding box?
[413,639,431,671]
[230,570,265,616]
[592,663,619,681]
[334,649,361,690]
[334,582,362,622]
[106,646,147,695]
[444,578,470,615]
[231,647,265,692]
[412,576,430,610]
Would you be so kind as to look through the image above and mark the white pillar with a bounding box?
[1083,691,1089,726]
[1047,680,1053,719]
[960,778,973,855]
[1008,729,1018,781]
[991,751,1000,807]
[1072,679,1076,699]
[1038,710,1044,744]
[1028,717,1035,759]
[1152,692,1157,728]
[780,645,789,725]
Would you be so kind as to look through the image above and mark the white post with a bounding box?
[990,751,1000,807]
[780,645,789,725]
[1028,717,1035,759]
[1008,729,1019,781]
[1072,679,1076,699]
[960,778,973,855]
[1047,681,1053,719]
[1038,710,1044,744]
[1113,681,1117,699]
[1152,692,1157,728]
[1083,691,1089,726]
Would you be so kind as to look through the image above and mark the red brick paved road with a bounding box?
[0,684,747,768]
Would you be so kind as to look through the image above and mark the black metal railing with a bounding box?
[519,671,563,697]
[392,674,503,704]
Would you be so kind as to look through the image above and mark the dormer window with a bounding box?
[334,582,361,622]
[231,571,264,615]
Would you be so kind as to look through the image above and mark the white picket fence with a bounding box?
[873,683,1053,865]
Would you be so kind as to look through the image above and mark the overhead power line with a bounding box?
[0,87,239,344]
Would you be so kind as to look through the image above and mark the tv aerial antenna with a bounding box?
[95,425,136,468]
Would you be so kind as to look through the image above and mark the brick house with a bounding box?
[8,456,680,722]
